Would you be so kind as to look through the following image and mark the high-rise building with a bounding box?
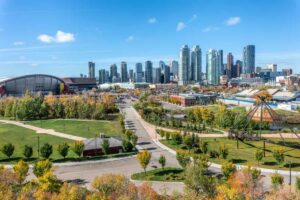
[162,65,170,83]
[191,45,202,82]
[282,68,293,76]
[243,45,255,74]
[235,60,243,77]
[178,45,190,85]
[110,64,118,82]
[206,49,222,85]
[267,64,277,72]
[129,69,134,82]
[218,50,224,75]
[121,62,128,82]
[98,69,106,84]
[88,62,95,78]
[145,61,153,83]
[135,63,143,83]
[153,68,162,83]
[170,60,179,79]
[226,53,234,79]
[105,70,110,83]
[256,66,262,73]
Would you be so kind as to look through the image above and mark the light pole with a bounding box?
[37,136,40,159]
[289,161,292,186]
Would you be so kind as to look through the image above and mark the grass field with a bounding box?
[0,123,76,163]
[26,119,123,138]
[161,137,300,171]
[131,167,184,182]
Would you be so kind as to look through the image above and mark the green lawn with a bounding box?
[26,119,123,139]
[0,123,76,163]
[131,167,184,182]
[161,137,300,171]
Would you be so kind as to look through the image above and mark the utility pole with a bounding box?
[37,136,40,159]
[263,140,266,157]
[289,161,292,186]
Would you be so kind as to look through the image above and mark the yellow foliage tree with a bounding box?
[137,150,152,175]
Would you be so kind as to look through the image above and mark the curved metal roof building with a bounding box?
[0,74,65,96]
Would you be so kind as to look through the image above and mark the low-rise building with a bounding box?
[83,137,123,157]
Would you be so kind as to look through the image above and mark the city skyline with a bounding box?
[0,0,300,77]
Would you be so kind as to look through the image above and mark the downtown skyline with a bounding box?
[0,0,300,77]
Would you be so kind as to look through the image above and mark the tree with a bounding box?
[199,141,209,154]
[221,161,236,179]
[1,143,14,160]
[57,143,69,159]
[13,160,29,184]
[33,159,53,177]
[122,140,133,152]
[255,150,263,165]
[171,132,183,145]
[176,150,190,168]
[23,145,33,160]
[183,134,193,151]
[296,177,300,191]
[137,150,151,175]
[101,139,110,154]
[130,134,138,147]
[219,144,229,159]
[273,148,285,164]
[40,143,53,159]
[72,141,85,157]
[158,155,166,170]
[271,173,284,189]
[36,171,61,193]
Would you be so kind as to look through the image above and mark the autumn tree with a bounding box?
[72,141,85,157]
[13,160,29,184]
[137,150,151,175]
[221,161,236,179]
[36,171,62,193]
[33,159,53,177]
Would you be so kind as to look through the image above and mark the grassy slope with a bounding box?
[161,137,300,171]
[26,119,123,138]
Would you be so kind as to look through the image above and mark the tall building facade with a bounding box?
[153,68,162,83]
[145,61,153,83]
[243,45,255,74]
[88,62,95,78]
[98,69,106,84]
[178,45,190,85]
[191,45,202,82]
[162,65,170,83]
[267,64,277,72]
[170,60,179,80]
[135,63,143,82]
[218,50,224,75]
[235,60,243,77]
[206,49,222,85]
[121,61,128,82]
[110,64,118,82]
[226,53,234,79]
[129,69,134,82]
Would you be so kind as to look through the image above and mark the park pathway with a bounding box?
[0,120,86,141]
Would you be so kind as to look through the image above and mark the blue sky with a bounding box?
[0,0,300,77]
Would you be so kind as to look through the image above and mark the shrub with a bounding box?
[23,145,33,160]
[101,139,110,155]
[1,143,15,159]
[273,148,285,164]
[176,150,190,168]
[219,144,229,159]
[165,132,170,140]
[122,140,133,152]
[296,177,300,191]
[57,143,69,159]
[33,159,53,177]
[209,150,219,158]
[171,132,183,145]
[271,173,284,189]
[221,161,236,179]
[160,130,165,138]
[158,155,166,170]
[200,141,209,154]
[255,150,264,165]
[72,141,85,157]
[40,143,53,159]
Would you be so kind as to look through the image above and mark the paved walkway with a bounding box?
[0,120,86,141]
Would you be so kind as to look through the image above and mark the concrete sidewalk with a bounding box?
[0,120,86,141]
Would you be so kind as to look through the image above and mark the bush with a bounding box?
[23,145,33,160]
[273,148,285,164]
[171,132,183,145]
[159,155,166,170]
[57,143,69,159]
[165,132,170,140]
[160,130,165,138]
[176,150,190,168]
[221,161,236,179]
[102,139,110,154]
[219,144,229,159]
[271,173,284,188]
[255,150,264,165]
[209,150,219,158]
[296,177,300,191]
[33,159,53,177]
[72,141,85,157]
[1,143,15,159]
[40,143,53,159]
[122,140,133,152]
[200,141,209,154]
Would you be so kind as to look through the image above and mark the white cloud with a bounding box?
[202,26,219,32]
[13,41,25,46]
[225,17,241,26]
[176,22,186,31]
[37,30,75,43]
[148,17,157,24]
[126,35,134,42]
[189,14,197,22]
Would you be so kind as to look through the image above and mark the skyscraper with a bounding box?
[129,69,134,82]
[110,64,118,82]
[121,61,128,82]
[145,61,153,83]
[135,62,143,83]
[226,53,234,79]
[178,45,190,85]
[217,50,224,76]
[243,45,255,74]
[206,49,222,85]
[88,62,95,78]
[235,60,243,77]
[162,65,170,83]
[170,60,179,79]
[153,68,162,83]
[191,45,202,82]
[98,69,106,84]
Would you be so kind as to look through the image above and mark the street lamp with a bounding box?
[37,136,40,159]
